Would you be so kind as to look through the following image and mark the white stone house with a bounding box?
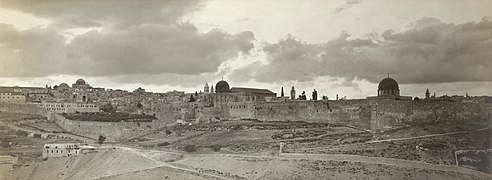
[42,143,82,158]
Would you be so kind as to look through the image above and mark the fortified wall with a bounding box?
[211,99,488,131]
[49,113,169,142]
[409,101,487,124]
[0,102,46,116]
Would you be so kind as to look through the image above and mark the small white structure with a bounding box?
[42,143,82,158]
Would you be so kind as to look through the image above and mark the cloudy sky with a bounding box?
[0,0,491,99]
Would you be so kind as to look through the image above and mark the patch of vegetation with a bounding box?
[98,135,106,144]
[183,145,197,152]
[157,142,170,147]
[210,145,222,152]
[63,112,157,122]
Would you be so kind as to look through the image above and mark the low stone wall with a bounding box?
[50,113,169,142]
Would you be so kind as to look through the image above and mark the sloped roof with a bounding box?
[230,87,275,94]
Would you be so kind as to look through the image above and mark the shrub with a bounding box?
[157,142,170,147]
[98,135,106,144]
[210,145,221,152]
[16,130,29,137]
[183,145,197,152]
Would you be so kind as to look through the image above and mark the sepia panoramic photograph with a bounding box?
[0,0,491,179]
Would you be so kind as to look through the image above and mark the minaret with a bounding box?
[210,85,214,93]
[425,89,430,99]
[204,83,209,93]
[290,86,296,100]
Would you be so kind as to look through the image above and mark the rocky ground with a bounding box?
[2,112,491,179]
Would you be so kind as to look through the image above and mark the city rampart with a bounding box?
[409,101,487,124]
[213,99,488,131]
[50,113,168,142]
[0,102,46,116]
[252,100,372,129]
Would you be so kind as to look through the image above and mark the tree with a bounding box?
[137,102,143,109]
[183,145,197,152]
[189,94,195,102]
[101,103,117,113]
[98,135,106,144]
[281,87,284,97]
[210,145,221,152]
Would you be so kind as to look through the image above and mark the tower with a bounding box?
[290,86,296,100]
[210,85,214,93]
[204,83,209,93]
[425,88,430,99]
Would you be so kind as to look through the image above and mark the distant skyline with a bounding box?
[0,0,491,99]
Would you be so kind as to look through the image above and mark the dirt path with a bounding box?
[367,126,491,143]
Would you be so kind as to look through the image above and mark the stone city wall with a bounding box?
[409,100,487,125]
[251,100,372,129]
[50,113,169,142]
[211,99,488,131]
[369,100,412,129]
[196,107,221,122]
[0,102,46,116]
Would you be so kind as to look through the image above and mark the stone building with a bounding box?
[42,143,82,158]
[211,80,277,107]
[72,79,92,89]
[0,91,26,104]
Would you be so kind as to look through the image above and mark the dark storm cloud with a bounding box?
[0,0,201,29]
[0,0,255,79]
[230,17,492,84]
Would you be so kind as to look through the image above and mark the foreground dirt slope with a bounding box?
[15,148,165,180]
[174,154,492,180]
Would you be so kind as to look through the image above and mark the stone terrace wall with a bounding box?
[50,113,168,142]
[0,102,46,116]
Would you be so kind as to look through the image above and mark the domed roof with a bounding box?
[215,80,230,93]
[76,79,86,85]
[58,83,70,90]
[378,77,399,91]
